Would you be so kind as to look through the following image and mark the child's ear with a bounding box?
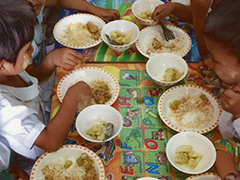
[0,59,6,71]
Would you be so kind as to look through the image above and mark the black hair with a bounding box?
[0,0,36,64]
[204,0,240,59]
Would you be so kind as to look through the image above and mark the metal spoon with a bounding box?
[103,122,114,142]
[105,34,122,45]
[159,19,175,41]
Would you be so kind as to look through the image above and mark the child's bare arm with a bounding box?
[45,0,120,22]
[152,3,192,23]
[214,150,239,179]
[26,48,84,83]
[190,0,211,59]
[34,81,93,152]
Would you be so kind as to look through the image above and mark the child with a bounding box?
[203,0,240,179]
[152,0,221,60]
[0,0,92,170]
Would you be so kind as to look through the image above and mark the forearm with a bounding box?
[35,92,79,151]
[45,0,98,13]
[26,56,56,83]
[171,3,193,23]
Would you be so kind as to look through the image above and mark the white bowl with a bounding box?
[132,0,164,26]
[136,25,192,58]
[76,105,123,143]
[101,20,140,52]
[53,13,106,49]
[136,178,159,180]
[146,53,188,86]
[166,132,216,175]
[30,145,105,180]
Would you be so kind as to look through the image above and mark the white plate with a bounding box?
[136,25,191,58]
[30,145,105,180]
[53,13,106,49]
[166,132,216,174]
[186,172,221,180]
[57,67,119,110]
[136,178,159,180]
[158,84,222,133]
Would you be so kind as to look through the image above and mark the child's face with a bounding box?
[8,42,33,74]
[205,37,240,86]
[27,0,44,16]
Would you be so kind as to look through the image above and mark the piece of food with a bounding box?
[109,30,133,45]
[162,68,184,82]
[85,121,106,141]
[139,9,153,20]
[174,145,203,170]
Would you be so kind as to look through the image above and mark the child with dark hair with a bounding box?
[203,0,240,179]
[0,0,92,172]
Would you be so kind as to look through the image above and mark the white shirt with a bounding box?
[0,141,11,171]
[0,71,48,160]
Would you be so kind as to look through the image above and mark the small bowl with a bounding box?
[166,132,216,175]
[76,104,123,143]
[132,0,164,26]
[136,178,159,180]
[101,20,140,52]
[146,53,188,86]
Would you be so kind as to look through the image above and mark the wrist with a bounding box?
[224,172,240,180]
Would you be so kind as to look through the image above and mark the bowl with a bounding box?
[30,145,105,180]
[136,178,159,180]
[136,25,192,58]
[185,172,221,180]
[53,13,106,49]
[146,53,188,86]
[101,20,140,52]
[76,104,123,143]
[166,132,216,175]
[132,0,164,26]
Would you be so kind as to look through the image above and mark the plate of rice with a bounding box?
[158,84,222,133]
[57,67,119,111]
[136,25,191,58]
[53,13,106,49]
[30,145,105,180]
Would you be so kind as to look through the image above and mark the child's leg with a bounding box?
[214,140,240,179]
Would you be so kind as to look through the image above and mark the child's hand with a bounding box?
[93,8,120,22]
[152,3,176,22]
[48,48,85,70]
[220,85,240,119]
[67,81,93,102]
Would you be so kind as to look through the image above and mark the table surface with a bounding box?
[49,1,221,179]
[50,62,222,180]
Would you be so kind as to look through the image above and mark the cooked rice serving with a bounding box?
[169,93,214,129]
[61,23,96,46]
[145,31,185,56]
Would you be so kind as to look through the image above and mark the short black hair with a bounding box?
[204,0,240,59]
[0,0,36,64]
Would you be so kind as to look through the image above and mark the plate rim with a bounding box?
[158,84,222,133]
[185,172,220,180]
[30,144,105,180]
[57,67,120,106]
[136,24,192,58]
[53,13,106,49]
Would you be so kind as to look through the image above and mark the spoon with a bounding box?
[105,34,122,45]
[103,122,114,142]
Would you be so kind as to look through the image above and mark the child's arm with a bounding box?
[34,81,93,152]
[152,3,192,23]
[214,150,239,179]
[45,0,120,22]
[26,48,84,83]
[190,0,211,59]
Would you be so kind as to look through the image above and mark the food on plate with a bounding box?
[174,145,203,170]
[138,9,153,20]
[61,22,100,46]
[109,30,133,45]
[42,153,97,180]
[169,93,214,129]
[162,68,184,82]
[85,120,106,141]
[90,80,112,104]
[145,32,184,56]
